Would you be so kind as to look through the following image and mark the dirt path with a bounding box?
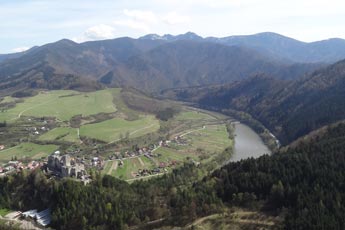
[187,214,221,228]
[180,125,206,137]
[109,123,156,144]
[126,172,165,182]
[10,98,56,121]
[232,211,276,226]
[186,211,278,229]
[77,128,83,143]
[129,123,156,136]
[138,157,145,166]
[107,161,118,175]
[0,146,16,153]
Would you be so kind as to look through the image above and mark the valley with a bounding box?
[0,87,268,182]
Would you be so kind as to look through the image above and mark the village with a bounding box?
[0,132,193,181]
[0,133,200,228]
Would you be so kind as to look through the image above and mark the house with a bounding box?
[27,161,40,170]
[4,165,14,172]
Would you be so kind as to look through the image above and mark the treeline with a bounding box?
[209,122,345,229]
[120,88,181,121]
[0,162,223,230]
[162,65,345,145]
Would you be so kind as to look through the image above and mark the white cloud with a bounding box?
[112,9,190,33]
[83,24,115,40]
[114,20,150,32]
[163,12,190,25]
[123,9,158,24]
[112,9,159,33]
[12,46,30,52]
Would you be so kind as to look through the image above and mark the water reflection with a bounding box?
[231,123,271,162]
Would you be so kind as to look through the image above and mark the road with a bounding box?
[126,172,166,182]
[179,125,206,137]
[0,146,16,153]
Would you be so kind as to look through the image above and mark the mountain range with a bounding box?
[140,32,345,63]
[2,31,345,144]
[3,32,345,93]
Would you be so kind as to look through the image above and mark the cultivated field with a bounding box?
[80,115,160,143]
[0,142,58,163]
[155,124,232,162]
[0,89,119,122]
[102,110,232,180]
[39,127,80,143]
[174,111,216,121]
[115,157,152,179]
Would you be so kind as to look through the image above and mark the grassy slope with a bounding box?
[185,125,231,153]
[115,158,143,179]
[0,96,16,104]
[103,156,157,180]
[0,208,11,217]
[155,124,231,162]
[0,89,118,122]
[80,115,160,143]
[39,127,79,142]
[174,111,215,121]
[0,142,58,163]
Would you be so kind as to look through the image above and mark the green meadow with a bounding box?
[175,111,215,121]
[0,142,58,163]
[39,127,80,143]
[0,89,119,122]
[80,115,160,143]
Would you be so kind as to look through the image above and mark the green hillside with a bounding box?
[39,127,80,143]
[80,115,160,143]
[0,89,118,122]
[0,142,58,163]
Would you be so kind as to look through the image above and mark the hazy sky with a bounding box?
[1,0,345,53]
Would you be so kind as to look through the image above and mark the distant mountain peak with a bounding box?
[140,32,203,41]
[139,34,165,40]
[55,39,78,46]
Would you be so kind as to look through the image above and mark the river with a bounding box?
[230,122,271,162]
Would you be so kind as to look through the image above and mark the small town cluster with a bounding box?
[0,133,193,180]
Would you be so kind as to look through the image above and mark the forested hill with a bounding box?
[161,59,345,144]
[208,121,345,229]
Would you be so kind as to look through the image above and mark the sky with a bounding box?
[1,0,345,54]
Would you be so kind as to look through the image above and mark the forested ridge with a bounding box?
[161,59,345,145]
[0,123,345,229]
[211,122,345,229]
